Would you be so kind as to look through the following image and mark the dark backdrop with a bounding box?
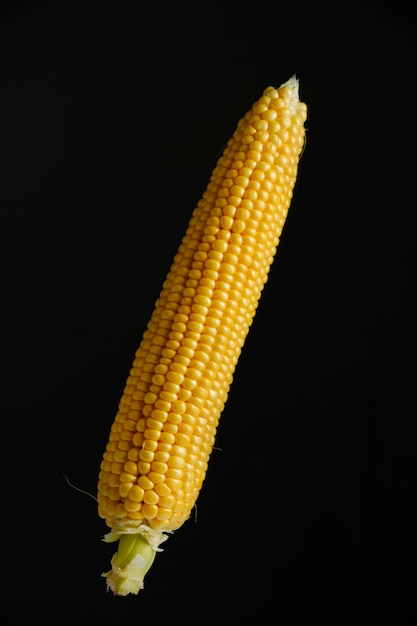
[1,1,416,624]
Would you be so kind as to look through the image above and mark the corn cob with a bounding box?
[97,76,307,594]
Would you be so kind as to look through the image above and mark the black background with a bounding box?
[1,1,416,624]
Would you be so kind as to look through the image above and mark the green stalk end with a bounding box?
[103,533,156,595]
[102,524,170,595]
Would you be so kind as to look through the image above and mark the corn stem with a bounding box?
[103,533,156,595]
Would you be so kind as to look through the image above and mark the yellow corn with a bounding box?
[98,76,307,594]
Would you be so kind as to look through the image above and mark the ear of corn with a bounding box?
[97,76,307,595]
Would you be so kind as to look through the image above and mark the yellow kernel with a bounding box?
[241,134,254,144]
[138,461,151,474]
[172,319,187,331]
[166,477,182,491]
[170,350,190,370]
[194,386,209,399]
[189,312,204,325]
[239,164,253,177]
[206,315,221,328]
[113,450,127,463]
[222,255,238,268]
[128,485,145,503]
[164,381,180,394]
[166,370,184,385]
[245,187,258,200]
[274,152,287,166]
[183,377,197,389]
[120,471,136,483]
[146,417,164,431]
[110,462,123,475]
[220,215,233,229]
[252,103,268,114]
[164,422,178,434]
[115,502,128,518]
[172,444,187,457]
[126,417,139,430]
[152,373,165,386]
[143,439,158,451]
[174,312,189,323]
[205,258,221,271]
[118,440,132,452]
[141,402,154,416]
[247,150,261,162]
[166,467,184,479]
[254,117,269,130]
[194,250,207,261]
[228,195,241,207]
[144,392,157,404]
[155,450,170,463]
[232,220,245,233]
[107,486,119,500]
[222,205,236,218]
[151,409,168,422]
[262,108,278,121]
[235,175,249,187]
[230,184,244,197]
[144,428,161,441]
[188,320,204,333]
[151,461,168,474]
[175,432,191,447]
[254,130,269,143]
[211,239,228,253]
[138,475,154,490]
[204,226,218,237]
[156,508,173,521]
[169,456,186,469]
[240,199,253,212]
[159,495,176,509]
[124,499,140,513]
[167,412,182,424]
[159,388,177,402]
[155,482,171,497]
[119,482,132,499]
[190,358,205,371]
[161,432,176,444]
[215,196,228,206]
[132,432,144,448]
[120,429,133,442]
[141,504,158,519]
[178,422,193,436]
[143,489,159,505]
[127,510,143,520]
[172,399,186,414]
[178,345,194,360]
[148,471,166,484]
[172,359,189,371]
[166,337,181,349]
